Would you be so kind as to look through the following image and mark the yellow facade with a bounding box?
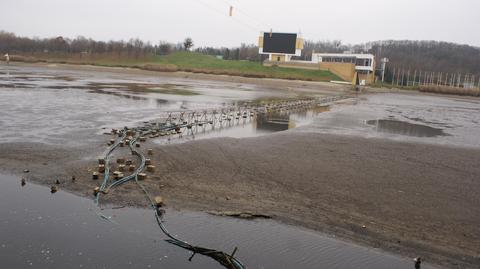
[258,36,264,47]
[319,62,356,82]
[296,38,304,49]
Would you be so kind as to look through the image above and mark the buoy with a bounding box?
[55,179,61,185]
[154,196,164,208]
[51,185,58,193]
[138,173,147,180]
[21,177,26,186]
[113,171,124,180]
[92,172,99,180]
[98,164,105,173]
[117,157,125,164]
[147,149,153,155]
[147,165,155,172]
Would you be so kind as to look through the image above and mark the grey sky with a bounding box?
[2,0,480,47]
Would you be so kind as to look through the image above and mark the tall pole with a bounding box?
[392,68,396,85]
[413,70,417,86]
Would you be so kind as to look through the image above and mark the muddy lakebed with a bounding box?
[1,64,479,268]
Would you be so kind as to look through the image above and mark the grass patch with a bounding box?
[14,51,341,82]
[150,52,340,82]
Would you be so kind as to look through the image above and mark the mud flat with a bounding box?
[1,64,480,268]
[2,132,479,269]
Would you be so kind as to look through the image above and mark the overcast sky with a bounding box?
[2,0,480,47]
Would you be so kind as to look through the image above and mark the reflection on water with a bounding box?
[367,119,447,137]
[0,174,433,269]
[155,105,331,145]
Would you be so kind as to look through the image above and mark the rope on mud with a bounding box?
[92,95,352,269]
[93,127,246,269]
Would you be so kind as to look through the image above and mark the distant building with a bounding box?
[258,32,375,85]
[258,32,304,62]
[311,53,376,85]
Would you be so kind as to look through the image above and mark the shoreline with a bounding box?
[1,132,479,269]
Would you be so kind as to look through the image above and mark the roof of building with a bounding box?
[312,53,374,59]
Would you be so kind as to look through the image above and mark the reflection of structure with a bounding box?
[256,113,290,132]
[311,53,376,85]
[258,32,304,63]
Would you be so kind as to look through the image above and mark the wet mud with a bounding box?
[1,64,480,269]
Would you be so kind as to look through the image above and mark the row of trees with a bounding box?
[0,31,199,58]
[2,31,479,77]
[370,40,480,80]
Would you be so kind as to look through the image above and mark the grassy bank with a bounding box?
[6,52,341,82]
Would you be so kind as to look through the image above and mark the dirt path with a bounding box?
[2,132,479,269]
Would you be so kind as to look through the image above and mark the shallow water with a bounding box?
[302,93,480,148]
[0,174,436,269]
[366,119,447,137]
[0,65,322,145]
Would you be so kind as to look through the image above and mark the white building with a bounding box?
[311,53,375,73]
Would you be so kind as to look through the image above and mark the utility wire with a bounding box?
[190,0,260,33]
[213,0,270,31]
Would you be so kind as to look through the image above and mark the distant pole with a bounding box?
[392,68,396,85]
[397,68,401,86]
[444,73,448,86]
[406,70,410,87]
[401,69,405,86]
[413,70,417,86]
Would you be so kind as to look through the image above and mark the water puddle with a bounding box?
[367,119,447,137]
[0,174,434,269]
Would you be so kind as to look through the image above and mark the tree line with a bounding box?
[2,30,479,78]
[0,30,261,61]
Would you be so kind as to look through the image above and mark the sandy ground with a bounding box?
[1,131,479,269]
